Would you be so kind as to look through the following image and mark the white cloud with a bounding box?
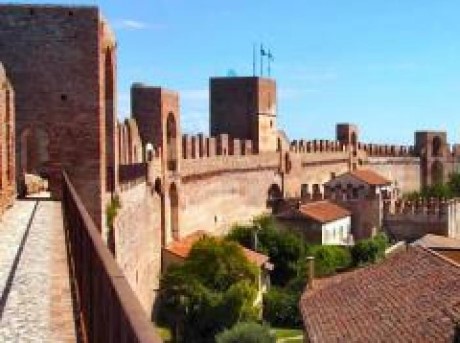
[113,19,165,31]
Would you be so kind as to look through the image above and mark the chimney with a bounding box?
[306,256,315,289]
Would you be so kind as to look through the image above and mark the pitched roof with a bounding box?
[349,169,391,186]
[278,200,350,224]
[300,246,460,342]
[413,234,460,250]
[164,230,208,259]
[164,230,271,268]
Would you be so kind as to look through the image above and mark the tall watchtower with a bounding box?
[210,76,277,153]
[0,5,117,229]
[131,84,181,173]
[415,131,448,186]
[336,123,359,147]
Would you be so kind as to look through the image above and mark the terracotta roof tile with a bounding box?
[279,200,350,224]
[413,234,460,250]
[300,246,460,342]
[299,201,350,223]
[165,230,270,267]
[350,169,391,186]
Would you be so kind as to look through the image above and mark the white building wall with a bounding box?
[321,216,352,245]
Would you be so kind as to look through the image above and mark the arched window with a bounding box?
[169,183,179,241]
[20,127,50,176]
[284,152,291,173]
[432,161,444,185]
[105,47,115,191]
[267,183,282,210]
[432,136,442,157]
[166,113,177,171]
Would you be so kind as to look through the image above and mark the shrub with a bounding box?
[306,245,352,277]
[106,194,121,229]
[263,287,302,328]
[351,233,388,266]
[216,322,276,343]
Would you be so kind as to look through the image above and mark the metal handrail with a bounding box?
[62,171,162,343]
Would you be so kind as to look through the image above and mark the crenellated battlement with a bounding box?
[359,143,415,157]
[383,198,456,217]
[117,118,143,165]
[383,197,460,241]
[289,139,346,154]
[287,139,416,158]
[182,133,254,159]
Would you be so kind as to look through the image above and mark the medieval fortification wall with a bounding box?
[3,4,460,320]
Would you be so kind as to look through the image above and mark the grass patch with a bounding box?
[271,327,303,341]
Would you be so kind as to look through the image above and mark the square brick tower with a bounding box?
[0,5,118,229]
[415,131,448,186]
[210,76,277,153]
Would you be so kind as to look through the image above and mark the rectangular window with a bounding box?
[352,187,359,199]
[301,184,309,198]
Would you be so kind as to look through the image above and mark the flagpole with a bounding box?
[253,43,256,76]
[260,44,264,77]
[268,50,271,77]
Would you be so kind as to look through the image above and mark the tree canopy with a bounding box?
[158,237,259,343]
[227,215,305,286]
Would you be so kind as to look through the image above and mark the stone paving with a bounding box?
[0,200,77,342]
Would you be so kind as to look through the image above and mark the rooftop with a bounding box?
[278,200,350,224]
[300,246,460,342]
[413,234,460,250]
[165,230,272,268]
[350,169,391,186]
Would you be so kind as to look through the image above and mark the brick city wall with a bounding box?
[0,63,15,214]
[383,199,460,241]
[179,161,282,237]
[365,156,421,194]
[118,118,143,165]
[113,182,162,317]
[0,5,116,228]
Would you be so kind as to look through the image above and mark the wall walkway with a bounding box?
[0,199,76,342]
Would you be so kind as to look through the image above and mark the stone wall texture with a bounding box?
[0,5,117,228]
[0,63,15,214]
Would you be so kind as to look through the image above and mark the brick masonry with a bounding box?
[2,4,460,322]
[0,63,15,214]
[0,5,118,229]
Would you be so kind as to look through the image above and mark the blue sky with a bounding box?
[13,0,460,144]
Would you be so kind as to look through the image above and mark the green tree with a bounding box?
[305,245,352,277]
[216,322,276,343]
[263,287,302,328]
[227,215,305,286]
[351,233,388,266]
[158,237,259,343]
[448,172,460,197]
